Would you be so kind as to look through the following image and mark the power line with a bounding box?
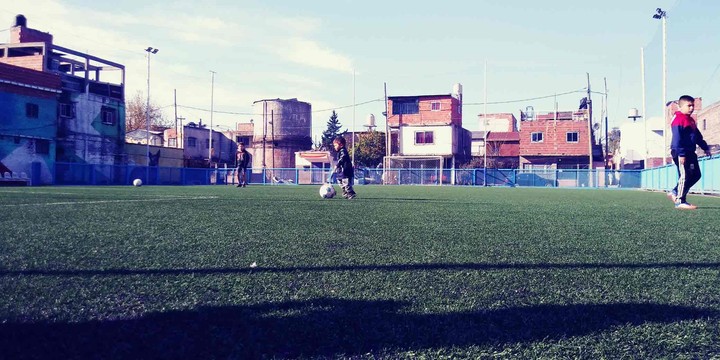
[175,98,383,116]
[463,89,585,106]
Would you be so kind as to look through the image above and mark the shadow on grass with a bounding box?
[0,300,714,359]
[3,261,720,277]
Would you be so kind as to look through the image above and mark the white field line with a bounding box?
[0,196,219,207]
[0,191,202,198]
[0,191,78,195]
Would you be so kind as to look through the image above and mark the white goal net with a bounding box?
[383,156,444,185]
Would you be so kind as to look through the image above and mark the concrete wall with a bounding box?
[125,143,183,168]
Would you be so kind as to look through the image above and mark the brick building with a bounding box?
[387,85,471,169]
[687,98,720,155]
[519,109,602,169]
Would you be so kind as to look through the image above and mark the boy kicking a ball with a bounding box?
[333,136,356,200]
[668,95,711,209]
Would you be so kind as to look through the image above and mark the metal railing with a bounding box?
[46,157,719,194]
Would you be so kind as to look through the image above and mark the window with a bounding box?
[205,139,210,149]
[168,138,177,147]
[59,103,75,118]
[566,132,579,143]
[101,106,116,125]
[415,131,434,144]
[392,100,419,115]
[26,103,39,118]
[531,132,543,143]
[236,136,250,146]
[187,137,197,148]
[430,101,441,111]
[35,139,50,154]
[703,119,707,131]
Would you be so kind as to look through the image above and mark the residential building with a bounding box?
[0,15,126,173]
[0,62,61,184]
[478,113,518,133]
[180,120,232,167]
[519,109,602,169]
[125,129,164,146]
[386,84,471,170]
[686,97,719,154]
[617,116,665,169]
[485,131,520,169]
[475,113,519,167]
[295,150,332,184]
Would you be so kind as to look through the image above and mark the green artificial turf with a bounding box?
[1,185,719,359]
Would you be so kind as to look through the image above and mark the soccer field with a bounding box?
[1,185,719,359]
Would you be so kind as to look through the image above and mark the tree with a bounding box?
[125,90,169,132]
[607,127,621,156]
[320,110,345,152]
[352,130,386,167]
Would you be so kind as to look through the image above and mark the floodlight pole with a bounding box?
[483,60,488,171]
[145,47,158,183]
[209,70,216,166]
[641,47,648,167]
[653,8,667,164]
[352,69,356,165]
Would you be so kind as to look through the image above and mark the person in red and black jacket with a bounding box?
[668,95,711,209]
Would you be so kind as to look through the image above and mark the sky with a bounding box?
[3,0,719,141]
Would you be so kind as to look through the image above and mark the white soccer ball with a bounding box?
[319,183,336,199]
[133,178,143,187]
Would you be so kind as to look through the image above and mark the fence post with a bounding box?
[89,164,95,185]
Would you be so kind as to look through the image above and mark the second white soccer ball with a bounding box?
[133,178,143,187]
[319,183,336,199]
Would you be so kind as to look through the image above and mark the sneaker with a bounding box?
[667,192,677,203]
[236,184,242,187]
[347,193,356,200]
[675,202,697,210]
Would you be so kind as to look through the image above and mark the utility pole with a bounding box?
[384,82,389,168]
[604,77,609,164]
[174,89,178,147]
[209,70,216,166]
[352,69,356,165]
[587,73,593,171]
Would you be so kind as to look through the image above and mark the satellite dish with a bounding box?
[593,123,600,131]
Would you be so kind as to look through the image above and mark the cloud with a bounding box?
[274,16,321,34]
[277,37,353,73]
[274,72,323,88]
